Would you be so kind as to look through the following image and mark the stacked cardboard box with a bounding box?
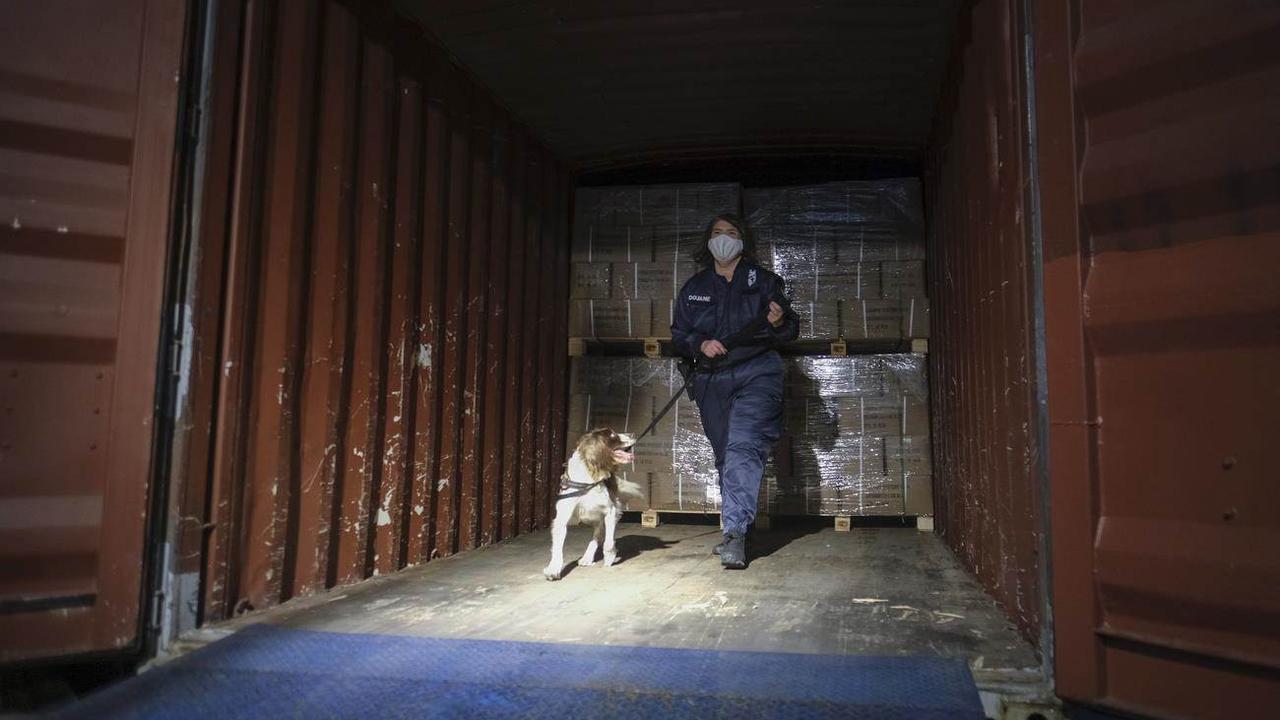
[744,179,927,246]
[570,183,740,338]
[565,178,933,519]
[747,180,930,341]
[566,355,932,517]
[777,355,932,516]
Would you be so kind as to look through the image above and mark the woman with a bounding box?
[671,214,798,569]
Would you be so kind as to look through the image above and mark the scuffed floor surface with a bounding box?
[202,522,1039,681]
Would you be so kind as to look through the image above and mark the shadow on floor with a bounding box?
[748,516,828,561]
[613,533,681,563]
[750,515,915,562]
[554,560,581,579]
[615,513,850,565]
[562,527,711,569]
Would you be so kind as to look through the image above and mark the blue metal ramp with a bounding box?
[55,623,985,719]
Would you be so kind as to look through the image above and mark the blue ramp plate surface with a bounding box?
[56,623,985,719]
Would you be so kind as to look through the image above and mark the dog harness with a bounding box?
[555,474,609,500]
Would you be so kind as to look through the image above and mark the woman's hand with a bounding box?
[700,339,728,358]
[767,301,785,328]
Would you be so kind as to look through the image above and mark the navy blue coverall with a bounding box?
[670,260,799,536]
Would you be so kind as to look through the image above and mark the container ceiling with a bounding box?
[397,0,961,168]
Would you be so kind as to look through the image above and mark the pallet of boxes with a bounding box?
[748,180,934,530]
[569,184,735,355]
[565,179,934,530]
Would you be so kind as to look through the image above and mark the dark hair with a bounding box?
[692,213,758,268]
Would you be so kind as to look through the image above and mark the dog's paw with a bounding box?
[579,557,596,567]
[602,553,617,567]
[542,564,562,581]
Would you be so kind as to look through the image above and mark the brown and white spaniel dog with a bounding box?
[542,428,643,581]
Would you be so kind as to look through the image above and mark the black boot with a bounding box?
[720,532,746,569]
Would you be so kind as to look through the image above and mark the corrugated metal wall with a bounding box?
[0,0,187,661]
[175,0,571,623]
[1036,0,1280,714]
[923,0,1043,647]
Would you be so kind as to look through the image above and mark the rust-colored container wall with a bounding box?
[0,0,186,661]
[175,0,571,623]
[924,0,1043,648]
[1035,0,1280,715]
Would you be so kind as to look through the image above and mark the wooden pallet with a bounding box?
[569,336,928,359]
[639,509,772,531]
[568,337,668,358]
[831,514,934,532]
[640,508,716,529]
[778,338,919,357]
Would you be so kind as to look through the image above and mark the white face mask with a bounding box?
[708,233,743,264]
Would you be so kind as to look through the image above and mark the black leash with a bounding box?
[555,294,793,501]
[629,375,692,445]
[622,346,769,447]
[622,291,794,450]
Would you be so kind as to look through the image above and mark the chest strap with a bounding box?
[555,474,608,500]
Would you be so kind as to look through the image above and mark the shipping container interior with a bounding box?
[161,0,1049,711]
[4,0,1052,711]
[9,0,1276,717]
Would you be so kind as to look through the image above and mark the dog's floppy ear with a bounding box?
[576,430,599,475]
[577,428,616,478]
